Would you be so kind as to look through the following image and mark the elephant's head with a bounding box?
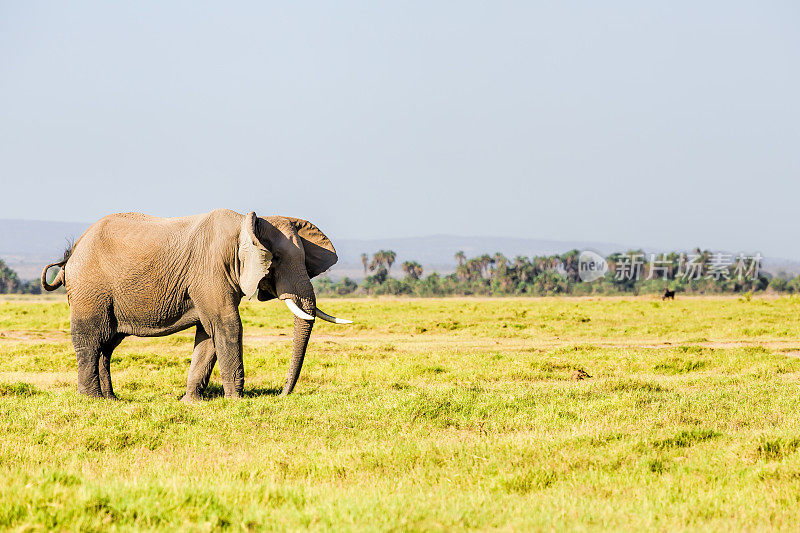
[237,211,350,395]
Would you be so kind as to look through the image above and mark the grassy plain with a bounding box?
[1,295,800,531]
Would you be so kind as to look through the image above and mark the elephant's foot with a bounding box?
[78,388,104,399]
[223,391,243,399]
[103,392,119,401]
[221,382,243,399]
[180,393,204,403]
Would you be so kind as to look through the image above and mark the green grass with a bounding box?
[2,295,800,530]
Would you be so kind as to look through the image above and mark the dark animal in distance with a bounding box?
[662,289,676,300]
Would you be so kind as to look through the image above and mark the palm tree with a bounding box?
[533,256,547,276]
[466,258,484,281]
[456,264,470,282]
[454,251,466,267]
[401,261,423,280]
[513,256,530,282]
[478,254,494,279]
[561,250,581,282]
[369,250,385,272]
[384,250,396,273]
[370,250,396,273]
[360,253,368,276]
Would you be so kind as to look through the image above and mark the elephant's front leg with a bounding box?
[213,312,244,399]
[182,327,217,402]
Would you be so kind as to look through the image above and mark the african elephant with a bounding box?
[40,209,351,400]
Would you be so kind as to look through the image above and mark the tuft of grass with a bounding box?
[500,469,557,493]
[648,458,668,474]
[652,429,721,450]
[653,357,707,374]
[604,379,666,393]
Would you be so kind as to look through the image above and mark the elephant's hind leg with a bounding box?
[70,301,115,399]
[99,334,124,400]
[72,327,104,398]
[182,326,217,402]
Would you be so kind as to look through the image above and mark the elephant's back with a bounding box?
[63,212,214,322]
[73,213,197,258]
[65,213,206,296]
[90,212,200,234]
[81,210,240,243]
[65,209,241,288]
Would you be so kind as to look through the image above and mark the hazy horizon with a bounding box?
[2,2,798,257]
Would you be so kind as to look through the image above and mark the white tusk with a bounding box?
[284,299,315,321]
[315,308,353,325]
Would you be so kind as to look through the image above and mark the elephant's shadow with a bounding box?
[202,383,282,399]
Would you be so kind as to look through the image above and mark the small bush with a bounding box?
[755,437,800,461]
[0,382,41,397]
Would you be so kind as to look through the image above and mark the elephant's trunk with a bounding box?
[280,278,316,396]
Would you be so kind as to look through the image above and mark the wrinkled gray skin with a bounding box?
[41,209,338,400]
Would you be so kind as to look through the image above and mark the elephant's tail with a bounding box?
[41,244,73,291]
[41,261,66,291]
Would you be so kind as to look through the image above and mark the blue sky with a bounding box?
[1,2,798,257]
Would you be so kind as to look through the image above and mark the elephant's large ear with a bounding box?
[285,217,338,278]
[239,212,272,299]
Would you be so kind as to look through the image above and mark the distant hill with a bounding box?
[1,219,797,281]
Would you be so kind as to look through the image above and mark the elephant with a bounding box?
[40,209,351,400]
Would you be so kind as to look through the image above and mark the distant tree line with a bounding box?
[314,249,800,297]
[1,251,799,297]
